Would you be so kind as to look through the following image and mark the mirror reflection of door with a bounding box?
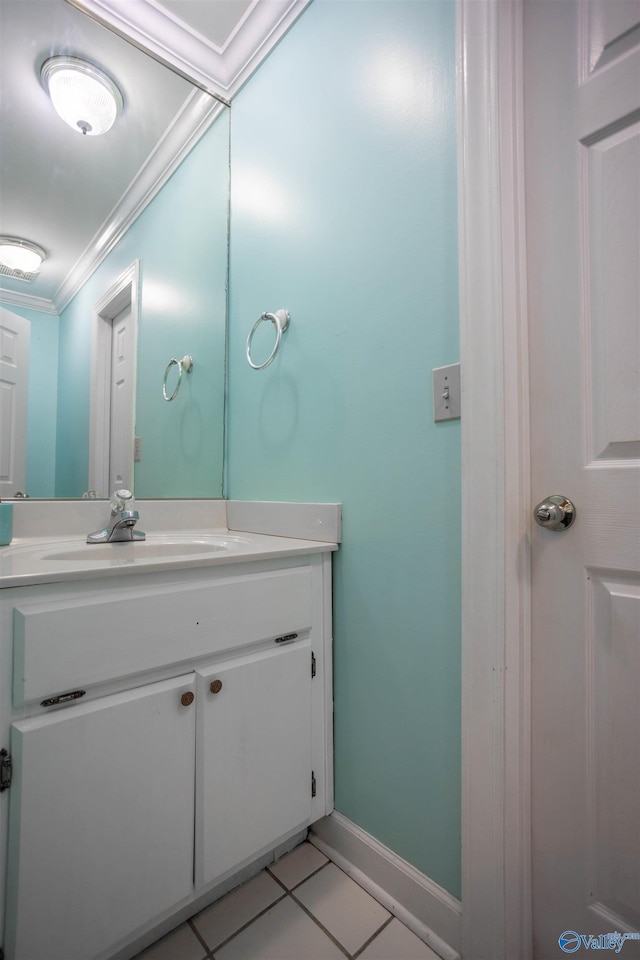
[0,307,30,497]
[108,302,135,493]
[89,263,139,499]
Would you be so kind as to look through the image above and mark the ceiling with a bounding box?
[154,1,255,51]
[0,0,311,313]
[73,0,311,98]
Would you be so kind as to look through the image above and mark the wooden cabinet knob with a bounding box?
[181,691,195,707]
[209,679,223,695]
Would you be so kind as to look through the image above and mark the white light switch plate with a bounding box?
[432,363,461,422]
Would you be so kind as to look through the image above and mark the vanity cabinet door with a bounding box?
[4,674,196,960]
[195,642,312,888]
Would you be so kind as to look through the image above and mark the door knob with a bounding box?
[533,495,576,531]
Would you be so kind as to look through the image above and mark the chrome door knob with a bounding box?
[533,495,576,531]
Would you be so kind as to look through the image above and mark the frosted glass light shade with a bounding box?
[0,238,46,274]
[41,57,123,136]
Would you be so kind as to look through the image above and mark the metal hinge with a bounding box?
[311,652,316,678]
[311,770,317,798]
[0,749,12,792]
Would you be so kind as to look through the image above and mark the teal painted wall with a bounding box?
[0,304,59,497]
[227,0,461,896]
[55,107,229,498]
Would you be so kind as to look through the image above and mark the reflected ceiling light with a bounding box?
[0,237,47,277]
[41,56,123,136]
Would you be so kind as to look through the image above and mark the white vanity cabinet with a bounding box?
[0,550,334,960]
[195,644,313,888]
[7,675,197,960]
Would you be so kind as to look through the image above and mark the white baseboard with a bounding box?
[309,812,461,960]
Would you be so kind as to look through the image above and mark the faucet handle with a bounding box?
[111,488,134,512]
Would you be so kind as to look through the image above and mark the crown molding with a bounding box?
[70,0,312,100]
[0,288,59,316]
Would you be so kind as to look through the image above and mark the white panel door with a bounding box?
[109,303,135,493]
[4,674,196,960]
[0,307,30,497]
[525,1,640,956]
[195,642,312,887]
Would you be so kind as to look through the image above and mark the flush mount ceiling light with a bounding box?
[41,56,123,136]
[0,237,47,280]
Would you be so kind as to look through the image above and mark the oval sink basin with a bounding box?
[48,539,227,561]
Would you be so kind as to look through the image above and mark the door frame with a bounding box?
[457,2,532,958]
[88,261,140,497]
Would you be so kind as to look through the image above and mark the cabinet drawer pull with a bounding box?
[274,633,298,644]
[209,680,223,695]
[41,690,86,708]
[180,691,195,707]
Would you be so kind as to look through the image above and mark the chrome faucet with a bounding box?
[87,489,146,544]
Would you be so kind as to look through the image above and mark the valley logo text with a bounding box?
[559,931,640,953]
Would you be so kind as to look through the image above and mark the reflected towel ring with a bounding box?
[162,355,193,401]
[246,310,290,370]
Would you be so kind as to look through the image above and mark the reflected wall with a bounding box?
[14,108,229,499]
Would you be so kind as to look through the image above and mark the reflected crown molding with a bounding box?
[69,0,313,100]
[0,90,224,316]
[54,90,224,314]
[1,0,312,316]
[0,289,59,316]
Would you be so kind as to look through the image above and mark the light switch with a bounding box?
[432,363,461,422]
[134,436,142,461]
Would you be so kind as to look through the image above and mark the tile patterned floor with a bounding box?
[134,841,441,960]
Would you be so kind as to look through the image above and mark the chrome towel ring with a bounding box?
[162,355,193,401]
[246,310,290,370]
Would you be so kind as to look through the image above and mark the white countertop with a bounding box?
[0,528,338,589]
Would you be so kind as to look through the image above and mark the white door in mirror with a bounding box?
[109,304,135,493]
[0,308,30,497]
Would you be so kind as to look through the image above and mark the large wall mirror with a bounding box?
[0,0,229,500]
